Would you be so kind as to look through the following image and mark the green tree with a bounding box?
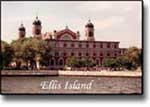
[103,47,142,71]
[21,37,50,70]
[10,37,52,70]
[83,58,96,68]
[67,57,96,69]
[103,58,118,70]
[123,47,141,70]
[11,38,27,69]
[1,41,13,69]
[67,57,79,68]
[40,41,52,67]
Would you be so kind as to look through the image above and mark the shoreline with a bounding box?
[1,70,142,77]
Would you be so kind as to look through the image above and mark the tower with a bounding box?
[76,31,80,40]
[32,16,42,38]
[85,19,95,41]
[18,23,26,39]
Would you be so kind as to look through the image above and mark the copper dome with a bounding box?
[85,19,94,28]
[18,23,25,31]
[33,16,41,25]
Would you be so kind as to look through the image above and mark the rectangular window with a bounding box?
[71,52,74,56]
[64,43,67,47]
[79,44,82,48]
[114,44,117,48]
[100,52,103,56]
[71,43,74,47]
[78,52,82,56]
[100,44,103,48]
[86,44,89,48]
[86,53,89,56]
[107,43,110,48]
[93,44,96,48]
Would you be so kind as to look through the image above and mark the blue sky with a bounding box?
[1,1,142,48]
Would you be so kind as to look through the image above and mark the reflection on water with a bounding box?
[1,76,142,94]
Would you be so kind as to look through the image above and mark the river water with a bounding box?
[1,76,142,94]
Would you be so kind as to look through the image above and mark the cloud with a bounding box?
[76,2,113,12]
[1,1,142,48]
[95,16,125,30]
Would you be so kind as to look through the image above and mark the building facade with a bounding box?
[18,16,126,69]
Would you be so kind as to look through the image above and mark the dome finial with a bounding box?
[33,13,41,25]
[65,23,68,29]
[36,12,38,19]
[88,16,91,22]
[19,21,25,31]
[85,17,94,28]
[21,21,23,26]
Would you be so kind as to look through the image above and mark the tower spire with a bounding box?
[32,12,42,38]
[88,16,91,22]
[36,12,38,19]
[65,23,68,29]
[18,21,26,39]
[85,17,95,41]
[20,21,23,26]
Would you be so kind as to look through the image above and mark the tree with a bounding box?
[103,58,118,70]
[103,47,142,71]
[67,57,79,68]
[40,41,52,67]
[83,58,96,68]
[66,57,96,69]
[123,47,141,70]
[11,38,27,69]
[1,41,13,69]
[21,37,50,70]
[10,37,52,70]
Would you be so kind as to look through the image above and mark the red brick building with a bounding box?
[18,16,125,69]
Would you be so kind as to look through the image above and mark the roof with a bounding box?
[18,23,25,31]
[56,27,77,40]
[33,16,41,25]
[85,19,94,28]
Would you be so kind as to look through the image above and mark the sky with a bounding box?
[1,1,142,48]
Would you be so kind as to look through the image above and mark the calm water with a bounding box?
[1,76,142,94]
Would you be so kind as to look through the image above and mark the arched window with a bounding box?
[35,29,41,35]
[59,59,63,65]
[55,52,59,56]
[51,59,54,66]
[114,44,118,48]
[100,52,103,56]
[86,53,89,56]
[93,44,96,48]
[64,43,67,47]
[100,44,103,48]
[107,43,110,48]
[79,44,82,48]
[71,43,74,47]
[114,53,117,57]
[96,60,99,65]
[93,53,96,56]
[61,34,72,40]
[63,52,67,56]
[86,44,89,48]
[107,53,110,57]
[71,52,74,56]
[100,58,103,65]
[78,52,82,56]
[89,31,93,37]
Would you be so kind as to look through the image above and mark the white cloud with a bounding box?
[1,1,142,48]
[76,2,113,12]
[95,16,125,30]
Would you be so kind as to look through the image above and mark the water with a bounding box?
[1,76,142,94]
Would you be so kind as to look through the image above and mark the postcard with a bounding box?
[1,0,143,95]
